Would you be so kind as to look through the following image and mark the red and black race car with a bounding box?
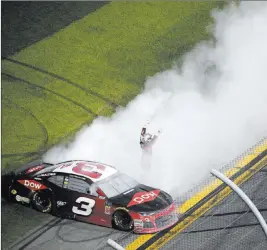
[2,160,178,233]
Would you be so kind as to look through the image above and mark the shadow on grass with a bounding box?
[1,1,109,57]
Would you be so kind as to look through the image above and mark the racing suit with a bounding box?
[140,126,161,171]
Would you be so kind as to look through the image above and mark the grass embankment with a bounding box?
[2,2,223,170]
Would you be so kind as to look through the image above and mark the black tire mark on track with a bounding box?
[15,219,119,249]
[2,72,98,117]
[17,218,63,250]
[2,56,119,109]
[181,222,261,234]
[202,208,267,218]
[96,231,133,250]
[2,97,49,161]
[3,98,49,148]
[55,220,117,243]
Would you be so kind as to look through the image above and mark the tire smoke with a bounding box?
[44,2,267,196]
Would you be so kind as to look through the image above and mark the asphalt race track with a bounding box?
[161,165,267,250]
[6,216,126,250]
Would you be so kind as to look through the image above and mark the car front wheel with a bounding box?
[31,192,52,213]
[113,210,133,232]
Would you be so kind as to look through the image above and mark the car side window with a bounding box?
[67,176,91,195]
[47,175,64,188]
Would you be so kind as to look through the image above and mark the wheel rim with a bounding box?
[35,193,51,210]
[114,211,133,230]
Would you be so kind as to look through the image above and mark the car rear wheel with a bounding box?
[1,172,15,201]
[31,192,52,213]
[113,210,133,232]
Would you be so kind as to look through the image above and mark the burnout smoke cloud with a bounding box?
[44,2,267,196]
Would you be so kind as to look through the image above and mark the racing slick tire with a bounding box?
[31,191,52,213]
[1,172,15,201]
[112,210,133,232]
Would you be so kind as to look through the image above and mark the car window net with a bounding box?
[97,173,138,198]
[48,175,64,187]
[68,177,90,194]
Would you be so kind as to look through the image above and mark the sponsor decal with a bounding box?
[105,201,112,214]
[15,195,30,203]
[69,174,86,180]
[72,162,104,179]
[57,201,67,207]
[18,180,47,191]
[26,165,44,174]
[134,219,144,228]
[127,190,160,207]
[105,205,111,214]
[11,189,17,195]
[38,173,56,177]
[99,196,105,199]
[63,176,69,188]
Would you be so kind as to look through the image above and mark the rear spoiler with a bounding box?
[2,159,54,200]
[13,159,54,175]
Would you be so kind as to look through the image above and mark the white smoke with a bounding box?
[44,2,267,197]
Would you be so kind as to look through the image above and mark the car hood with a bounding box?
[109,184,173,213]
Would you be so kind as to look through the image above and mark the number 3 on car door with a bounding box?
[72,197,96,216]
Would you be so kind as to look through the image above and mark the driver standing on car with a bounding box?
[140,122,161,171]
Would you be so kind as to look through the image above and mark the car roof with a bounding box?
[52,160,118,182]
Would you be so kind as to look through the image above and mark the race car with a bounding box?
[2,160,178,233]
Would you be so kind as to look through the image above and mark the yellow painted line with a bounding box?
[125,139,267,250]
[125,234,155,250]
